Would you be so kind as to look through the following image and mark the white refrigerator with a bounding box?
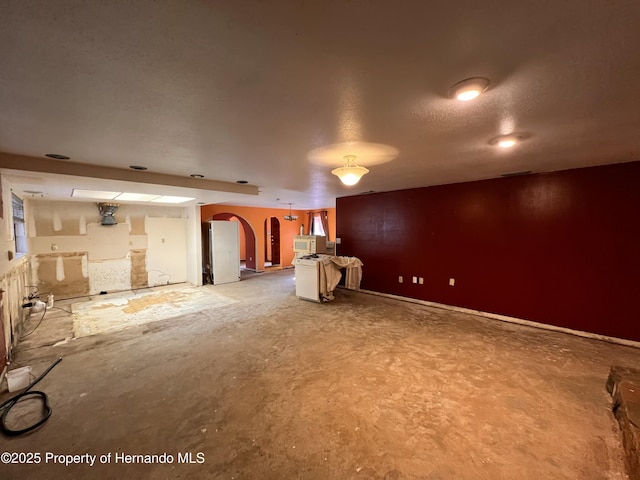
[209,221,241,285]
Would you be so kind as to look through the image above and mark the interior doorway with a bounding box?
[202,213,257,284]
[264,216,281,267]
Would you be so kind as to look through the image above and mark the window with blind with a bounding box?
[12,194,27,255]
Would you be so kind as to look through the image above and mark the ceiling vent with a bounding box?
[97,202,119,225]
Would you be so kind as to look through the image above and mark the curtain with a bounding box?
[320,210,329,240]
[306,212,313,235]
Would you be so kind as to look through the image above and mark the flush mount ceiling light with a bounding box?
[449,77,490,101]
[116,192,161,202]
[72,189,194,203]
[72,188,120,200]
[150,195,195,204]
[331,155,370,186]
[283,203,298,221]
[190,174,205,178]
[490,134,524,149]
[45,153,70,160]
[129,165,148,170]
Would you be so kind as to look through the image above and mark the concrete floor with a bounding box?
[2,269,639,479]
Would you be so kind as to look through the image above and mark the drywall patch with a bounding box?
[130,249,148,289]
[53,212,62,231]
[35,253,90,299]
[86,223,129,260]
[130,216,146,235]
[81,254,88,277]
[145,217,187,286]
[56,256,65,281]
[88,259,131,295]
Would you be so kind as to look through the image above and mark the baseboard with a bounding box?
[358,289,640,349]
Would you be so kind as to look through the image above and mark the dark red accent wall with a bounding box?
[336,161,640,342]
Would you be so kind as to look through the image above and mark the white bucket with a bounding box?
[6,366,32,392]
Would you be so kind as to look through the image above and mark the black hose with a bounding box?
[0,357,62,436]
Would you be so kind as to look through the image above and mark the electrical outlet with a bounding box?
[412,276,418,284]
[335,237,342,244]
[419,277,424,284]
[398,276,403,283]
[449,278,455,286]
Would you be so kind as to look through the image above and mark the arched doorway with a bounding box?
[202,213,257,283]
[264,216,281,267]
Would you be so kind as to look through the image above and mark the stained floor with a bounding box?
[2,269,639,479]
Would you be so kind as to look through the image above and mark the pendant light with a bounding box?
[331,155,369,186]
[283,203,298,221]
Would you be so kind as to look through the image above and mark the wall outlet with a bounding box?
[398,276,403,283]
[419,277,424,284]
[335,237,342,244]
[449,278,455,286]
[412,276,418,284]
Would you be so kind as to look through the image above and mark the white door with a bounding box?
[210,221,240,285]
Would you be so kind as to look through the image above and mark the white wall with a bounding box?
[184,205,202,286]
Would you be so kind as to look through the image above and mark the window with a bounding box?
[12,194,27,255]
[311,215,326,236]
[309,210,329,239]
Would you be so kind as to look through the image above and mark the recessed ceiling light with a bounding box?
[490,134,524,149]
[45,153,70,160]
[449,77,490,101]
[236,180,248,184]
[129,165,148,170]
[498,138,516,148]
[190,174,205,178]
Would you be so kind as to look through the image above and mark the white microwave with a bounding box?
[293,235,327,254]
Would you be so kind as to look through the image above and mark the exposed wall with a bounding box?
[0,175,31,373]
[28,200,189,298]
[336,161,640,342]
[200,205,336,271]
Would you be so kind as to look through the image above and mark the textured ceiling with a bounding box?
[1,0,639,208]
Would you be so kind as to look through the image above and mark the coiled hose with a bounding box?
[0,357,62,436]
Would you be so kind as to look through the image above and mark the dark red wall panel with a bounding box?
[336,161,640,341]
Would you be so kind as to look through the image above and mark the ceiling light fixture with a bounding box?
[149,195,195,204]
[190,174,205,178]
[331,155,369,186]
[236,180,248,184]
[129,165,148,170]
[498,138,517,148]
[490,134,524,149]
[283,203,298,221]
[72,188,120,200]
[115,192,161,201]
[45,153,70,160]
[449,77,490,101]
